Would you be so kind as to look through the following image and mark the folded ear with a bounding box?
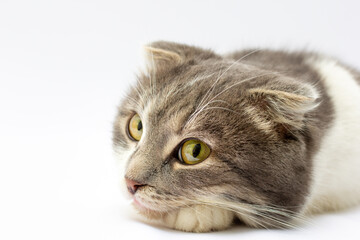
[144,41,219,72]
[245,82,319,136]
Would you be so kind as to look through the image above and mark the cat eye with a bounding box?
[128,113,143,141]
[178,139,211,165]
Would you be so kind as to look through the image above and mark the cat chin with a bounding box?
[161,205,235,233]
[132,201,235,232]
[131,200,166,219]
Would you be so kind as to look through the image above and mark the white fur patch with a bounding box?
[304,58,360,213]
[163,205,234,232]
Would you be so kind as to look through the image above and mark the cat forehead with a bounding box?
[132,67,250,131]
[140,90,198,135]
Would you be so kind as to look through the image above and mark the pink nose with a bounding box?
[125,178,144,194]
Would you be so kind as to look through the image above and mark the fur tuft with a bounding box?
[246,84,319,133]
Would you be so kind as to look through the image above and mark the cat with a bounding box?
[112,41,360,232]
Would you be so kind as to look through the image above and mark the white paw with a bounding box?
[163,205,234,232]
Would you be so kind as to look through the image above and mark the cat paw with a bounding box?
[162,205,234,232]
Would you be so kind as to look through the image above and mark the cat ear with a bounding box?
[144,45,183,70]
[245,82,319,135]
[143,41,219,72]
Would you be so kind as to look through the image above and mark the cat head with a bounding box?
[113,41,319,228]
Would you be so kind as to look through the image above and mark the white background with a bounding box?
[1,0,360,239]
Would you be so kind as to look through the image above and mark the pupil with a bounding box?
[137,121,143,131]
[192,144,201,158]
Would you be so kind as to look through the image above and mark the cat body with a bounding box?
[113,41,360,232]
[227,50,360,215]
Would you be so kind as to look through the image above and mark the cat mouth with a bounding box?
[131,196,167,219]
[132,196,162,213]
[132,197,150,211]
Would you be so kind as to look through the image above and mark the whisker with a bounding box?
[164,72,216,101]
[200,106,243,116]
[195,49,260,113]
[191,197,303,229]
[186,73,274,126]
[135,73,150,105]
[250,204,313,225]
[126,96,143,109]
[131,86,146,107]
[149,50,156,96]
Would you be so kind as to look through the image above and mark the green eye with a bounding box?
[178,139,211,165]
[128,114,143,141]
